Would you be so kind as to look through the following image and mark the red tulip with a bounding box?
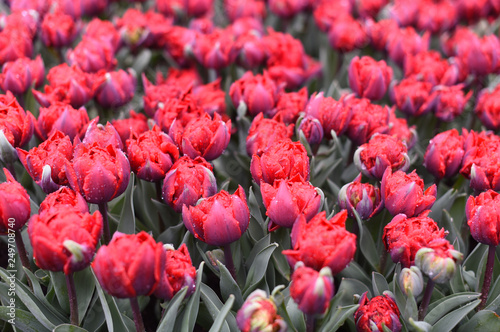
[0,168,30,234]
[354,292,402,332]
[246,113,294,157]
[229,71,279,117]
[349,56,393,101]
[290,264,334,315]
[466,190,500,246]
[40,11,80,48]
[38,186,89,216]
[35,102,89,141]
[423,129,464,180]
[338,174,383,220]
[93,69,136,109]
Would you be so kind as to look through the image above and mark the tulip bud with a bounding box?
[93,69,136,109]
[290,264,335,315]
[399,266,424,297]
[338,174,383,220]
[229,71,278,117]
[236,289,287,332]
[348,56,393,101]
[423,129,464,180]
[298,115,324,146]
[415,239,463,284]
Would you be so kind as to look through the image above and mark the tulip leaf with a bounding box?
[243,243,279,298]
[286,297,307,332]
[457,310,500,332]
[245,234,271,269]
[462,243,488,292]
[336,278,371,307]
[92,270,131,332]
[23,267,58,314]
[352,209,380,272]
[48,272,70,314]
[157,286,188,332]
[429,187,458,223]
[200,283,237,332]
[217,260,243,309]
[450,265,468,294]
[318,304,359,332]
[0,306,51,332]
[430,299,480,332]
[486,275,500,311]
[53,324,89,332]
[133,180,159,234]
[132,49,152,74]
[440,209,464,256]
[0,268,65,329]
[196,242,221,278]
[424,292,480,325]
[117,173,135,234]
[371,272,390,297]
[338,262,372,286]
[180,262,204,332]
[248,186,266,231]
[209,295,235,332]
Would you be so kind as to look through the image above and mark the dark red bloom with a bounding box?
[246,113,294,157]
[251,139,310,185]
[40,11,80,48]
[305,93,353,139]
[28,208,102,274]
[338,173,383,220]
[156,0,214,18]
[383,211,447,267]
[327,16,367,53]
[466,190,500,246]
[261,178,322,231]
[229,71,279,117]
[33,64,93,108]
[283,211,356,274]
[475,86,500,131]
[354,134,410,180]
[65,142,130,204]
[424,129,465,180]
[162,156,217,213]
[126,126,179,182]
[154,243,197,300]
[193,29,235,70]
[289,264,335,315]
[423,85,472,122]
[17,131,73,193]
[35,102,89,141]
[381,168,437,217]
[298,115,324,146]
[460,130,500,192]
[357,0,388,18]
[93,69,136,108]
[0,91,35,149]
[391,77,433,117]
[354,292,402,332]
[231,30,267,69]
[182,186,250,246]
[82,119,123,150]
[0,168,30,234]
[349,56,393,101]
[92,231,165,298]
[67,36,116,73]
[0,56,44,95]
[111,110,149,147]
[81,0,109,17]
[38,186,89,217]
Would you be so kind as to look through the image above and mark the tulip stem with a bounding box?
[155,180,165,233]
[418,279,435,320]
[130,297,145,332]
[306,314,315,332]
[14,230,31,272]
[224,244,236,280]
[478,245,496,310]
[66,272,79,326]
[98,202,110,244]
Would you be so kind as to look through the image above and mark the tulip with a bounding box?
[475,86,500,131]
[423,129,464,180]
[268,0,308,18]
[162,156,217,213]
[270,88,308,125]
[344,97,391,146]
[416,0,458,34]
[388,112,418,150]
[224,0,267,22]
[0,27,33,65]
[232,31,267,69]
[35,102,89,141]
[193,29,234,70]
[84,18,120,53]
[93,69,136,109]
[423,85,472,122]
[404,51,458,86]
[0,57,42,95]
[349,56,393,101]
[399,266,424,297]
[298,116,324,146]
[40,12,80,48]
[192,79,227,116]
[391,77,433,117]
[246,113,294,157]
[82,118,123,150]
[338,174,384,220]
[0,91,35,151]
[236,289,287,332]
[415,239,463,284]
[386,27,429,66]
[67,36,116,73]
[111,110,149,147]
[354,292,402,332]
[290,264,335,315]
[156,0,213,18]
[38,186,89,216]
[327,16,367,53]
[229,71,278,117]
[313,0,352,32]
[305,92,352,139]
[381,168,437,217]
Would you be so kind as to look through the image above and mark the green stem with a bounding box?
[14,230,31,272]
[98,202,110,244]
[478,245,496,310]
[66,272,79,326]
[418,279,435,320]
[130,297,145,332]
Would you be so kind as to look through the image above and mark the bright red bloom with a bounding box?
[162,26,196,67]
[35,102,89,141]
[154,243,197,300]
[268,0,309,18]
[231,30,267,69]
[182,186,250,246]
[283,211,356,274]
[386,27,430,66]
[29,208,103,274]
[0,56,44,95]
[466,190,500,246]
[305,93,352,138]
[0,27,33,65]
[416,0,458,34]
[261,178,322,231]
[424,129,465,180]
[224,0,267,22]
[313,0,352,32]
[92,231,165,298]
[381,168,437,217]
[33,64,93,108]
[269,88,308,125]
[0,91,35,149]
[193,29,235,70]
[65,142,130,204]
[126,126,179,182]
[93,69,136,108]
[364,18,398,51]
[17,131,73,193]
[251,139,310,185]
[192,79,226,116]
[327,16,367,53]
[246,113,294,157]
[229,71,279,117]
[391,77,433,117]
[111,110,149,147]
[354,134,410,180]
[338,173,383,220]
[40,11,80,48]
[354,292,402,332]
[424,85,472,122]
[156,0,213,18]
[0,168,30,234]
[67,36,116,73]
[162,156,217,213]
[84,18,121,53]
[460,130,500,192]
[349,56,393,101]
[455,33,500,77]
[38,186,89,217]
[388,111,418,150]
[289,265,335,315]
[142,76,186,118]
[154,92,205,134]
[404,51,459,87]
[383,211,447,267]
[475,86,500,131]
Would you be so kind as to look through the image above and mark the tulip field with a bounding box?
[3,0,500,331]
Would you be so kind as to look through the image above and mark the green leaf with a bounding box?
[371,272,390,297]
[132,49,152,74]
[457,310,500,332]
[117,173,135,234]
[245,234,271,269]
[200,283,237,332]
[351,209,380,272]
[335,278,371,307]
[286,298,306,332]
[462,243,488,292]
[181,262,204,332]
[337,262,372,286]
[49,272,69,314]
[431,299,481,332]
[429,188,458,223]
[209,295,235,332]
[22,267,60,315]
[217,260,243,309]
[157,287,188,332]
[74,268,96,325]
[248,186,265,230]
[243,243,279,297]
[318,304,359,332]
[0,307,50,332]
[92,270,130,332]
[53,324,89,332]
[425,292,481,325]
